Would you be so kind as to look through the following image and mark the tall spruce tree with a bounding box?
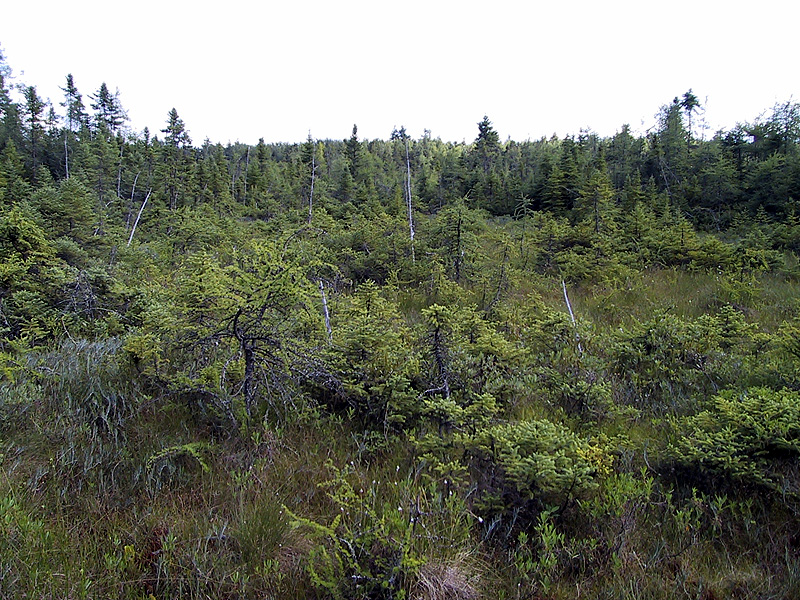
[681,89,701,153]
[90,82,125,136]
[60,74,87,179]
[472,115,502,210]
[160,108,193,210]
[21,86,46,182]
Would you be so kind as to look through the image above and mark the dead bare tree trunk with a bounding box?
[64,133,70,180]
[127,188,152,247]
[319,279,331,344]
[308,143,316,225]
[562,279,583,355]
[126,171,140,231]
[244,145,250,204]
[432,322,451,400]
[405,137,415,263]
[116,142,124,199]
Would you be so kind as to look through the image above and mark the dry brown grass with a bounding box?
[413,552,485,600]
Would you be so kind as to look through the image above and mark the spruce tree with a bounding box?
[59,74,88,179]
[160,108,193,210]
[90,82,126,135]
[21,86,46,182]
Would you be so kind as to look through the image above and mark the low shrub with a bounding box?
[667,387,800,496]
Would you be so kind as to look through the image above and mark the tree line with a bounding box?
[3,49,799,234]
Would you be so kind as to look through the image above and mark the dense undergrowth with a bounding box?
[2,253,799,599]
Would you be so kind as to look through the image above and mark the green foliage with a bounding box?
[668,387,800,495]
[513,507,567,594]
[39,338,137,432]
[0,492,63,598]
[329,281,419,428]
[14,339,147,507]
[428,199,487,283]
[468,419,609,519]
[234,497,290,566]
[146,442,214,493]
[287,461,473,600]
[0,206,121,342]
[770,316,800,386]
[609,306,760,413]
[32,178,95,242]
[146,235,330,428]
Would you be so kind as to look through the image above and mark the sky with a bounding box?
[1,0,796,145]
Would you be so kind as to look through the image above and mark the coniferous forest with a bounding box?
[2,50,800,599]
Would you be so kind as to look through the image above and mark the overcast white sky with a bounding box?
[1,0,796,145]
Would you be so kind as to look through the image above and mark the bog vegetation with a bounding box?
[1,52,800,598]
